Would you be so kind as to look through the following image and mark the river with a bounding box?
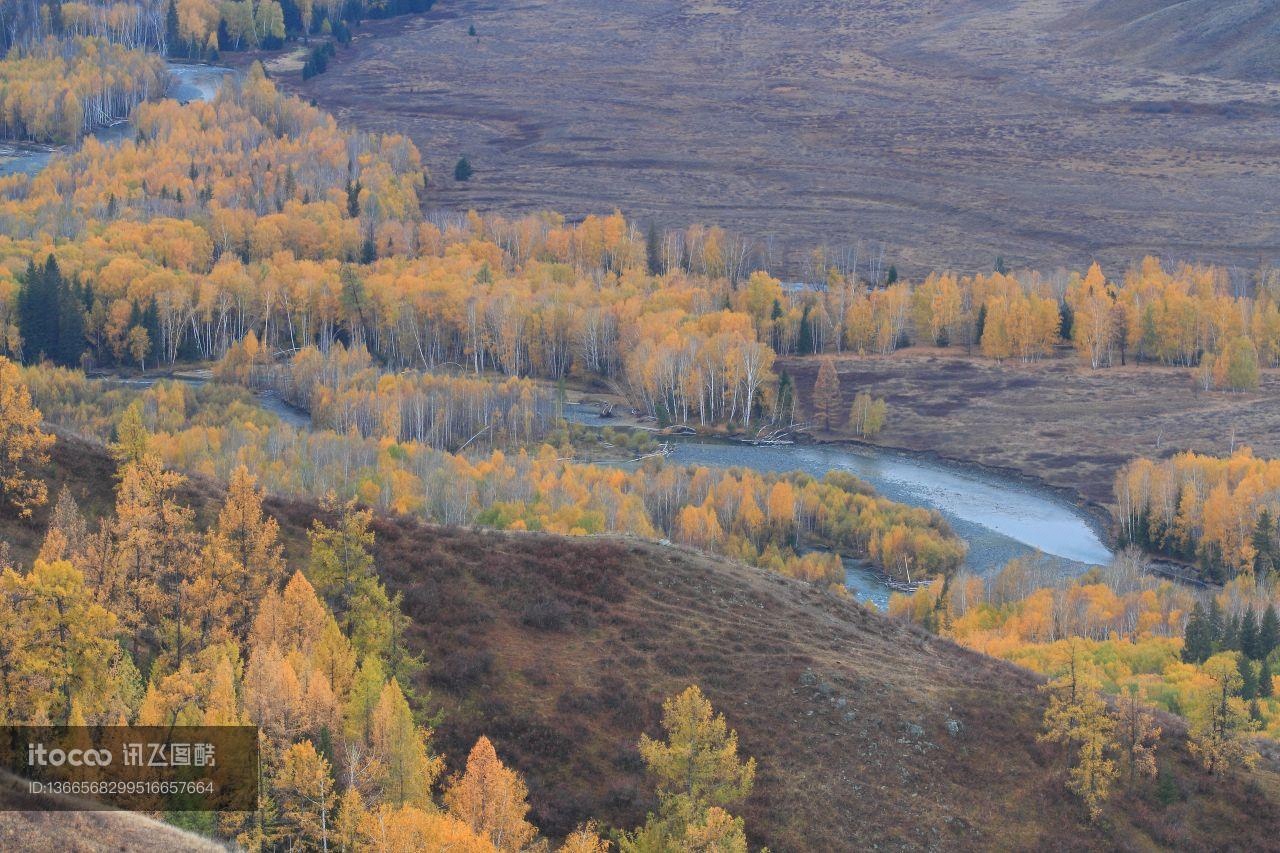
[565,405,1113,607]
[98,376,1113,608]
[8,53,1114,607]
[0,63,234,178]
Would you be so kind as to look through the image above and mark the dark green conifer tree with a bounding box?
[1260,604,1280,660]
[1181,600,1213,664]
[1241,608,1261,660]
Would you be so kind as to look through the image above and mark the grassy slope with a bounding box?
[0,774,226,852]
[4,434,1280,849]
[780,350,1280,507]
[1063,0,1280,81]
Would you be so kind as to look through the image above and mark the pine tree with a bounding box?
[797,304,814,354]
[334,786,366,851]
[624,685,755,849]
[54,270,85,366]
[454,157,473,182]
[17,258,56,363]
[345,179,361,218]
[1260,658,1274,699]
[307,500,399,662]
[111,452,195,656]
[639,685,755,812]
[1239,655,1258,701]
[1260,604,1280,659]
[1038,643,1118,820]
[1223,613,1241,651]
[109,401,150,470]
[342,655,386,744]
[1182,601,1213,664]
[1,559,122,722]
[1207,598,1225,648]
[39,486,88,563]
[1241,608,1261,660]
[1253,509,1276,575]
[166,0,183,57]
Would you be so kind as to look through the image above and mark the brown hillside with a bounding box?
[5,434,1280,849]
[1063,0,1280,81]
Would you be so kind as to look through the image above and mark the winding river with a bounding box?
[565,406,1113,608]
[118,378,1114,608]
[8,52,1114,608]
[0,63,234,178]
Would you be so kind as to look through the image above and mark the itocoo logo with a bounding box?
[27,743,112,767]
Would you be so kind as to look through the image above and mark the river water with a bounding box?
[102,377,1112,607]
[565,405,1113,607]
[0,63,234,178]
[6,56,1115,606]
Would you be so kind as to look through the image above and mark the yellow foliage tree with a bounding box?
[0,357,54,517]
[444,736,538,852]
[1189,653,1259,774]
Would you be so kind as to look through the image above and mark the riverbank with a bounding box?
[82,364,1203,604]
[561,373,1234,598]
[563,380,1116,543]
[783,350,1280,504]
[0,63,233,177]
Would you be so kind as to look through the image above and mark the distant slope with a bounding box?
[1064,0,1280,80]
[7,434,1280,849]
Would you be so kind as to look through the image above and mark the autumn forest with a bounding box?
[1,0,1280,849]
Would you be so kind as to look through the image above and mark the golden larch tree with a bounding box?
[370,679,442,809]
[273,739,337,851]
[0,357,54,517]
[1189,653,1259,774]
[810,357,841,431]
[1116,683,1160,787]
[1037,641,1118,820]
[444,735,538,853]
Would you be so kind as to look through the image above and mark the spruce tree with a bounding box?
[1182,601,1213,664]
[1207,598,1225,649]
[142,298,162,365]
[345,179,361,218]
[1239,656,1258,701]
[1254,510,1276,575]
[17,256,60,363]
[54,273,85,367]
[797,304,814,354]
[1241,608,1260,660]
[166,0,183,57]
[646,221,662,275]
[1260,658,1274,699]
[1260,604,1280,659]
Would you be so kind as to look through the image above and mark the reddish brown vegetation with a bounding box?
[5,434,1280,848]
